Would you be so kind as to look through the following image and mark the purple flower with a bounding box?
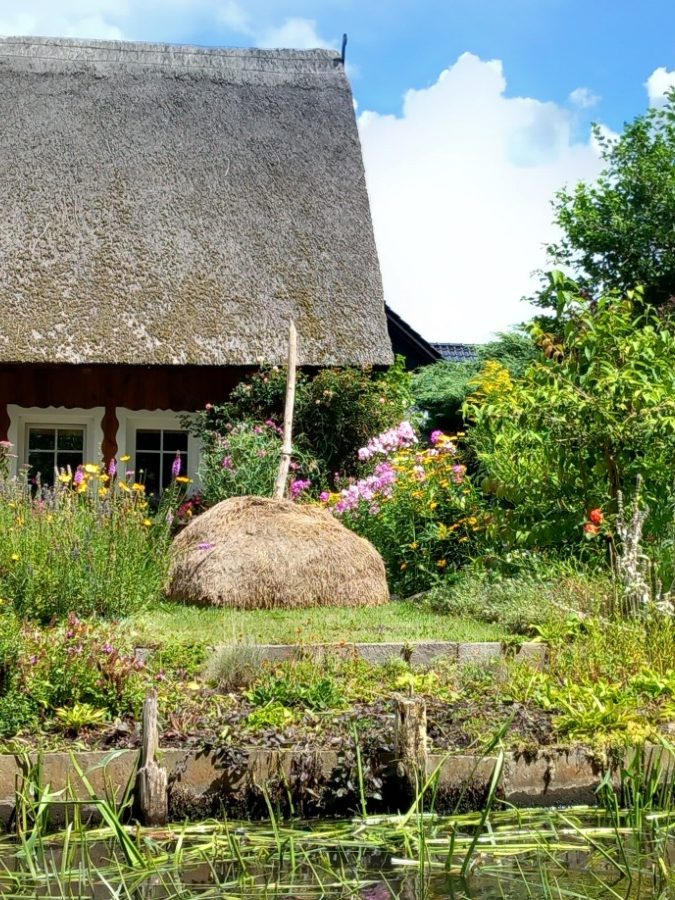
[319,491,330,503]
[290,478,311,499]
[430,430,445,446]
[198,541,215,550]
[171,453,182,479]
[222,456,233,470]
[101,642,114,654]
[358,421,417,461]
[73,466,84,486]
[108,458,117,478]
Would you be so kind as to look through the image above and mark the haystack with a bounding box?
[167,496,389,609]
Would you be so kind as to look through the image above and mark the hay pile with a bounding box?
[167,495,389,609]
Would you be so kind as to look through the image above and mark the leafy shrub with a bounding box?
[412,331,537,433]
[246,666,346,711]
[0,614,151,736]
[198,420,317,506]
[321,425,484,594]
[467,283,675,556]
[425,565,610,634]
[190,358,414,483]
[0,457,174,622]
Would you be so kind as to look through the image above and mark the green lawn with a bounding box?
[129,601,506,648]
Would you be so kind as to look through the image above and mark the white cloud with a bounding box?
[256,17,335,50]
[568,86,600,109]
[359,53,605,342]
[646,66,675,105]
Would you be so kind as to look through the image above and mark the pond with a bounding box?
[2,807,673,898]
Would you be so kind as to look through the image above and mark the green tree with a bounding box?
[539,91,675,308]
[412,330,537,432]
[467,281,675,550]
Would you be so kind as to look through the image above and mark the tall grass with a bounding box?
[0,467,173,621]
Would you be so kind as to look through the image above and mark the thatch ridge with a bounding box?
[0,37,393,367]
[168,495,390,609]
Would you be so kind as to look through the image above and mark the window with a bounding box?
[27,427,85,485]
[135,429,188,495]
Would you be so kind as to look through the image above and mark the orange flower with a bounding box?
[589,508,603,525]
[584,522,599,535]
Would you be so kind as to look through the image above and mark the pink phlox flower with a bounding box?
[290,478,311,499]
[221,456,234,470]
[451,464,466,484]
[358,421,417,461]
[319,491,330,503]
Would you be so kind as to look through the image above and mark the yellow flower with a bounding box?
[143,518,153,527]
[84,463,100,475]
[76,483,87,494]
[120,455,131,462]
[119,482,130,492]
[175,476,192,484]
[429,501,438,510]
[57,473,72,484]
[400,562,408,570]
[98,487,108,499]
[409,541,418,550]
[100,473,110,484]
[131,483,145,493]
[10,553,19,561]
[436,559,447,568]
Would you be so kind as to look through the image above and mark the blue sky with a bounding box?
[1,1,674,340]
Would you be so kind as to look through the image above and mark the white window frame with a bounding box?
[115,409,201,490]
[7,406,105,478]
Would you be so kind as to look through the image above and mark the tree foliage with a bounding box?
[539,92,675,308]
[467,281,675,550]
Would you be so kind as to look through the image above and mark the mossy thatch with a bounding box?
[167,496,389,609]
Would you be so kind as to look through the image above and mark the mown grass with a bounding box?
[128,600,507,648]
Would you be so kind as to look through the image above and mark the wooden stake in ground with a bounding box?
[394,694,428,794]
[273,320,298,500]
[136,691,168,825]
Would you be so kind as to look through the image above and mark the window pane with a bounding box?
[136,452,160,496]
[28,451,55,485]
[136,430,161,451]
[163,430,188,452]
[28,429,55,450]
[57,429,84,451]
[57,451,84,473]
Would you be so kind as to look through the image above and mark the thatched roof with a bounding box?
[168,495,389,609]
[0,37,393,367]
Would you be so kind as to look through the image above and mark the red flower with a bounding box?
[584,522,599,535]
[589,508,603,525]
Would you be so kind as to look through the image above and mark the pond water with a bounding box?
[1,807,673,898]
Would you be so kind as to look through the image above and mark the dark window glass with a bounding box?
[163,431,188,452]
[134,429,188,495]
[27,427,85,485]
[29,429,55,450]
[136,452,161,496]
[136,430,161,451]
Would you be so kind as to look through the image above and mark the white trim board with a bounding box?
[115,409,202,488]
[7,405,105,478]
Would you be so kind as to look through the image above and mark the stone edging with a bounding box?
[203,640,547,668]
[2,743,665,826]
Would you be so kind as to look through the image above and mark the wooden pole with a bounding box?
[136,691,168,825]
[273,320,298,500]
[394,694,428,793]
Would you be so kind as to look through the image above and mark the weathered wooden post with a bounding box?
[394,694,428,795]
[273,320,298,500]
[136,691,168,825]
